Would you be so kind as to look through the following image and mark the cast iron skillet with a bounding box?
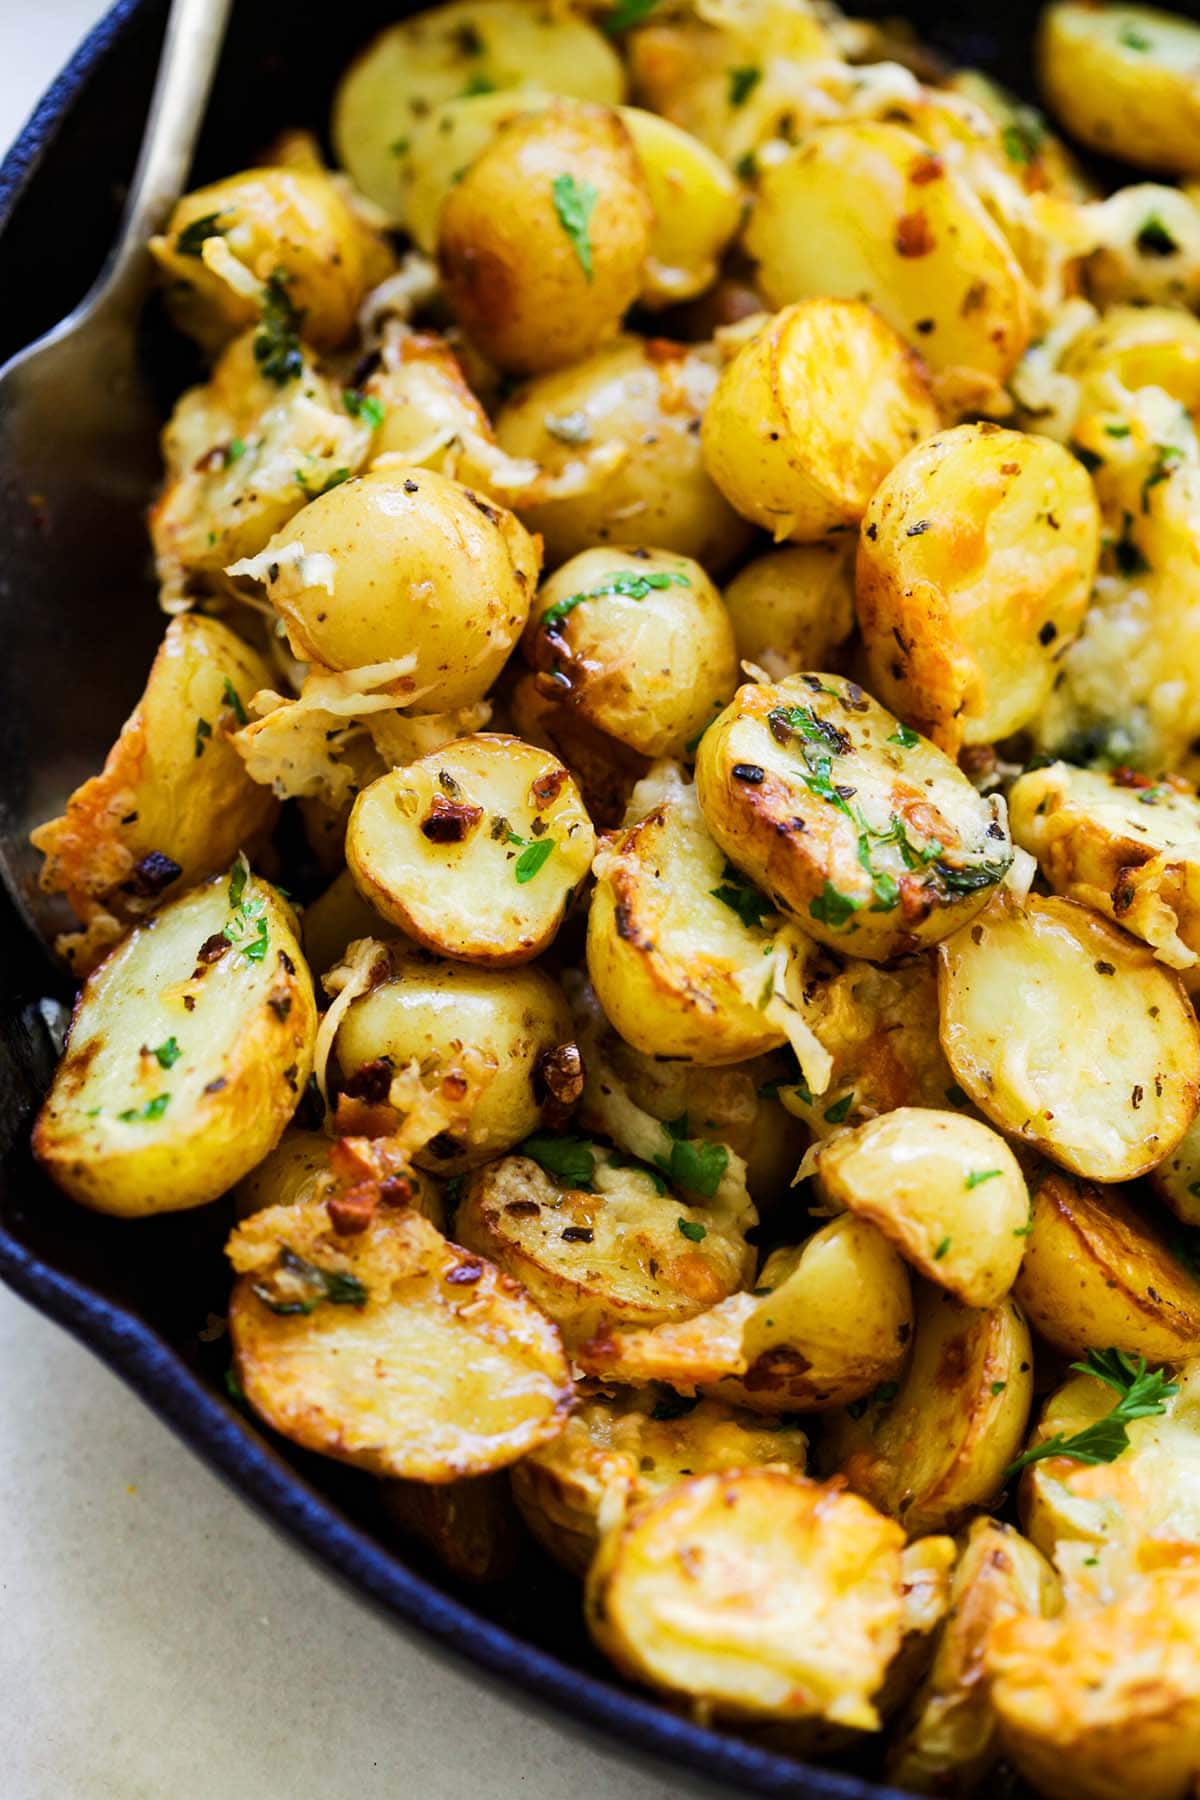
[0,2,1073,1793]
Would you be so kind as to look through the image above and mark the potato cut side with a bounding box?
[346,735,594,966]
[825,1284,1034,1538]
[455,1151,753,1349]
[34,867,316,1217]
[746,121,1032,391]
[1009,761,1200,970]
[585,1470,907,1729]
[813,1107,1030,1307]
[694,674,1012,961]
[1013,1171,1200,1363]
[31,614,277,970]
[700,300,938,542]
[938,893,1200,1181]
[227,1198,572,1480]
[1037,2,1200,176]
[987,1567,1200,1800]
[887,1518,1062,1797]
[579,1217,913,1416]
[511,1386,808,1577]
[856,424,1099,755]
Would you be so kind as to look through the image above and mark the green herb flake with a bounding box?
[514,839,555,884]
[809,881,863,930]
[735,149,758,182]
[119,1094,171,1124]
[460,72,496,96]
[677,1217,708,1243]
[151,1037,182,1071]
[552,173,599,280]
[1001,111,1045,166]
[991,1380,1008,1395]
[823,1093,854,1126]
[225,436,246,464]
[1013,1206,1036,1239]
[389,136,411,157]
[965,1168,1003,1189]
[224,1365,246,1405]
[343,389,386,428]
[653,1119,729,1200]
[603,0,661,31]
[175,212,227,257]
[710,863,775,931]
[1137,214,1179,257]
[252,1246,368,1317]
[1118,24,1152,51]
[541,567,690,633]
[253,271,305,387]
[1142,442,1183,512]
[194,717,212,758]
[221,677,248,726]
[888,723,920,748]
[223,854,269,962]
[1103,423,1131,438]
[933,1235,952,1260]
[1004,1349,1178,1479]
[519,1132,596,1190]
[727,65,762,107]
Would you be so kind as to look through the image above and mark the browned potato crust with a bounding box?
[381,1474,521,1583]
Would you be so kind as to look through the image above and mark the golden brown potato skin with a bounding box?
[1013,1171,1200,1364]
[438,102,653,375]
[1038,2,1200,177]
[521,546,738,759]
[856,424,1100,754]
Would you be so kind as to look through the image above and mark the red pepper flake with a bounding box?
[895,211,935,257]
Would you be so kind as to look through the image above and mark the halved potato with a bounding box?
[987,1567,1200,1800]
[813,1108,1030,1307]
[511,1385,808,1576]
[346,735,594,965]
[578,1218,914,1417]
[494,336,753,573]
[1013,1171,1200,1363]
[1037,2,1200,177]
[1009,761,1200,971]
[455,1148,753,1348]
[1152,1110,1200,1226]
[233,1128,446,1229]
[585,1470,907,1729]
[938,893,1200,1181]
[521,546,738,760]
[381,1474,520,1584]
[694,675,1013,961]
[331,0,625,224]
[856,423,1100,754]
[227,1198,572,1480]
[746,121,1032,394]
[334,947,576,1173]
[34,866,317,1216]
[824,1284,1034,1537]
[722,544,857,683]
[31,615,277,970]
[887,1518,1062,1797]
[700,301,939,543]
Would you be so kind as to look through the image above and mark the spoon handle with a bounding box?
[95,0,232,312]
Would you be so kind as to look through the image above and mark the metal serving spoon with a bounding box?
[0,0,230,953]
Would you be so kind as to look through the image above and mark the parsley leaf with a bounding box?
[253,271,304,386]
[223,854,269,962]
[933,1235,952,1260]
[1001,109,1044,166]
[710,863,775,930]
[809,880,863,929]
[727,65,762,107]
[221,677,248,727]
[119,1094,170,1123]
[151,1037,181,1070]
[552,173,599,280]
[888,724,920,748]
[603,0,661,31]
[677,1217,708,1242]
[1004,1349,1178,1478]
[520,1132,596,1189]
[653,1119,729,1199]
[1137,214,1179,257]
[194,717,212,758]
[965,1168,1002,1189]
[343,389,386,428]
[823,1092,854,1125]
[252,1247,368,1316]
[540,567,690,633]
[175,212,227,257]
[514,839,555,883]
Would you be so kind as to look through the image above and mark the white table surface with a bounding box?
[0,7,714,1796]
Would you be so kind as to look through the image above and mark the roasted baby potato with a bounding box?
[746,121,1032,395]
[987,1566,1200,1800]
[31,615,277,970]
[812,1108,1030,1307]
[33,865,317,1216]
[579,1216,914,1417]
[455,1148,753,1348]
[1013,1170,1200,1363]
[508,669,650,829]
[511,1385,808,1576]
[345,735,594,965]
[856,423,1101,753]
[1037,2,1200,177]
[438,102,653,375]
[824,1284,1035,1538]
[300,868,389,978]
[227,1198,572,1479]
[233,1128,446,1229]
[228,468,540,712]
[887,1518,1062,1796]
[150,165,392,354]
[494,336,753,572]
[1009,761,1200,970]
[585,1470,907,1729]
[722,544,857,683]
[521,546,738,759]
[938,893,1200,1181]
[694,674,1013,961]
[701,301,939,543]
[331,0,625,223]
[334,946,576,1173]
[586,770,799,1066]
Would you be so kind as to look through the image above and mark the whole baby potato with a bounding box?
[438,102,653,374]
[522,546,738,758]
[723,545,856,681]
[1038,2,1200,177]
[228,467,540,712]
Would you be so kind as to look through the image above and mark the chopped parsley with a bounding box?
[1118,23,1152,51]
[603,0,661,31]
[677,1217,708,1243]
[119,1094,170,1124]
[727,65,762,107]
[1142,442,1183,511]
[221,678,248,726]
[253,272,304,387]
[552,173,599,281]
[540,566,690,633]
[933,1235,952,1260]
[1004,1349,1178,1478]
[296,465,351,498]
[1136,214,1179,257]
[194,717,212,758]
[847,1378,900,1419]
[1001,110,1044,167]
[519,1132,596,1189]
[175,212,227,257]
[460,72,496,96]
[653,1116,729,1199]
[151,1037,182,1071]
[252,1247,368,1317]
[965,1168,1002,1189]
[223,854,269,962]
[710,862,775,930]
[823,1093,855,1125]
[514,839,555,884]
[343,389,386,428]
[888,723,920,748]
[810,880,862,929]
[225,437,246,464]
